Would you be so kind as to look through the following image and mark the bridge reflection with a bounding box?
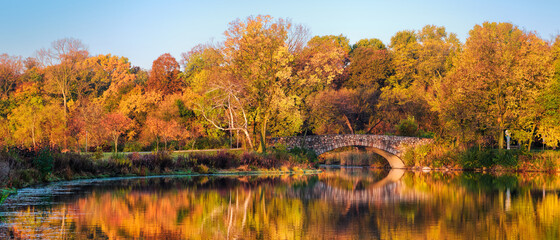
[288,167,427,204]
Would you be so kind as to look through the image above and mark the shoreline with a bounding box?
[0,168,323,205]
[3,165,559,205]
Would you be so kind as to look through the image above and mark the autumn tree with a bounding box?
[147,53,182,95]
[144,115,183,151]
[142,94,188,151]
[537,35,560,148]
[76,54,136,100]
[181,44,224,93]
[7,83,45,148]
[195,69,254,150]
[222,15,304,152]
[39,38,89,119]
[443,22,553,149]
[101,112,132,154]
[344,38,391,89]
[0,54,23,99]
[377,26,459,135]
[70,99,106,152]
[293,35,349,95]
[308,88,359,134]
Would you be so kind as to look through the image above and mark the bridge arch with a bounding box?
[269,134,432,169]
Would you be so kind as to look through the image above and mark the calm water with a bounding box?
[1,168,560,239]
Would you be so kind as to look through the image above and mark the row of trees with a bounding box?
[1,16,559,153]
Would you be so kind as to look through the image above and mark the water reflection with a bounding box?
[0,170,559,239]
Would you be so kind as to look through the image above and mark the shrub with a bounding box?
[287,147,317,164]
[33,148,53,179]
[240,152,261,167]
[123,142,143,152]
[188,151,239,169]
[492,150,518,167]
[93,147,104,160]
[0,161,10,187]
[214,151,239,169]
[194,164,209,174]
[1,188,17,204]
[176,154,197,169]
[239,152,287,169]
[396,116,419,137]
[128,152,176,172]
[53,152,96,175]
[109,154,131,173]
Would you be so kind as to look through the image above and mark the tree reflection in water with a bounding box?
[1,169,560,239]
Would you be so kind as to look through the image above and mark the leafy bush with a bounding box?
[192,137,229,150]
[128,152,175,171]
[188,151,239,169]
[1,188,17,204]
[287,147,317,163]
[54,152,96,175]
[492,150,518,167]
[33,148,53,179]
[194,164,209,174]
[176,154,197,169]
[459,148,520,169]
[123,142,143,152]
[0,161,9,184]
[396,116,420,137]
[93,147,104,160]
[109,154,132,173]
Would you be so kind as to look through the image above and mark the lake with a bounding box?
[1,167,559,239]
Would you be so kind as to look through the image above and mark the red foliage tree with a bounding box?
[101,112,132,154]
[147,53,182,95]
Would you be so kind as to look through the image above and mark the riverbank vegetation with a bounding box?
[1,15,559,170]
[404,143,560,171]
[0,147,318,189]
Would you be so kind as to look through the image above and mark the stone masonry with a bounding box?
[269,134,433,168]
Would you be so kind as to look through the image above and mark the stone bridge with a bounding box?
[269,134,433,168]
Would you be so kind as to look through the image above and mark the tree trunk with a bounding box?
[31,120,36,149]
[498,115,504,149]
[259,113,269,153]
[114,135,119,155]
[528,124,536,151]
[62,90,68,149]
[343,115,354,134]
[85,130,88,153]
[498,130,504,150]
[241,129,253,151]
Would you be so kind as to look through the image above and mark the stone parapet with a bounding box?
[269,134,433,168]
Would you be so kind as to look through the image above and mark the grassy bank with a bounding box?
[0,188,16,205]
[404,142,560,172]
[0,147,319,189]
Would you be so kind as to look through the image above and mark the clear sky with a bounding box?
[1,0,559,69]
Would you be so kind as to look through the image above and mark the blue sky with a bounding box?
[1,0,559,69]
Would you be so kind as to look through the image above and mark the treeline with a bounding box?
[1,15,559,153]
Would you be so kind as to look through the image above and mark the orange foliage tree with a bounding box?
[0,54,23,99]
[147,53,182,95]
[101,112,132,154]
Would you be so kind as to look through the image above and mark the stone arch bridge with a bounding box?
[269,134,433,168]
